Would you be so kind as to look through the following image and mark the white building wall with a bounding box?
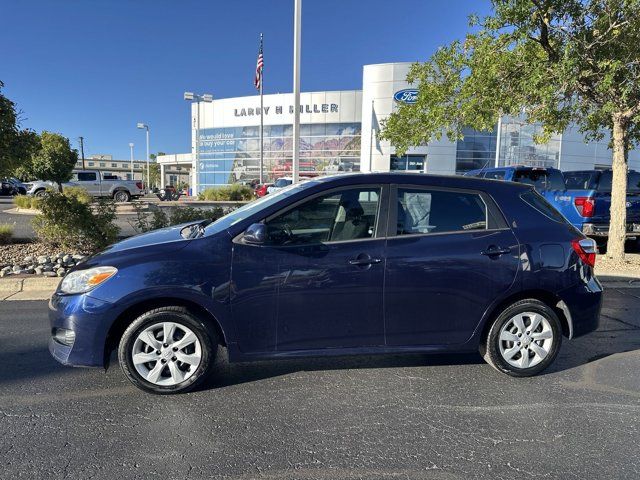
[360,63,430,172]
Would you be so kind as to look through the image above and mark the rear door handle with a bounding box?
[481,246,511,256]
[349,255,382,266]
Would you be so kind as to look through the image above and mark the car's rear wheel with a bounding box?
[113,190,131,203]
[482,299,562,377]
[118,306,217,394]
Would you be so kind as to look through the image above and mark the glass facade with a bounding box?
[197,123,361,191]
[497,117,561,168]
[455,127,498,173]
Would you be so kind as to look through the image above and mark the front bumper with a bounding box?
[582,223,640,238]
[48,292,118,368]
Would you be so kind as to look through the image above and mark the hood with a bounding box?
[100,223,195,255]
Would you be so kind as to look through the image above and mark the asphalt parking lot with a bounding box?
[1,290,639,480]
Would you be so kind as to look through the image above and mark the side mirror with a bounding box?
[243,223,267,245]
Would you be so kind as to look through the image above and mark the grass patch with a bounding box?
[0,224,13,244]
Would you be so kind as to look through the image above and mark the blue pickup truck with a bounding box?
[465,166,640,244]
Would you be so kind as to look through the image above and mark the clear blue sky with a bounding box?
[1,0,490,160]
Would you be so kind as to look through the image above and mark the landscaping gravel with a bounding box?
[0,242,88,277]
[596,253,640,277]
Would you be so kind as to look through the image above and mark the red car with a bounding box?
[254,183,271,197]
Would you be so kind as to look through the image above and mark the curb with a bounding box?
[0,277,61,300]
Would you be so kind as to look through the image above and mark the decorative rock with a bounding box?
[37,255,50,264]
[34,266,44,275]
[12,265,21,273]
[72,254,84,261]
[42,265,54,272]
[43,271,57,277]
[24,256,35,264]
[63,254,72,264]
[56,268,66,277]
[0,270,10,277]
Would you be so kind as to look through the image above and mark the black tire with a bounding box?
[481,299,562,377]
[33,189,46,197]
[113,190,131,203]
[118,306,217,394]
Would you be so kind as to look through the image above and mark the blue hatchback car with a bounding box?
[49,173,602,394]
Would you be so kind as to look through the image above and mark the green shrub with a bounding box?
[0,224,13,244]
[169,206,224,225]
[63,186,92,204]
[13,196,32,209]
[14,195,43,210]
[198,184,253,201]
[32,193,119,253]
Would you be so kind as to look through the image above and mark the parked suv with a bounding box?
[49,173,602,394]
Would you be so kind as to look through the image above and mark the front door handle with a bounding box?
[349,254,382,266]
[481,246,511,256]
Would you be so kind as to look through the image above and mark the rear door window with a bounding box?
[564,171,598,190]
[77,172,97,182]
[513,169,564,190]
[396,188,488,235]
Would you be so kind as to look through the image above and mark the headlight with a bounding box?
[59,266,118,294]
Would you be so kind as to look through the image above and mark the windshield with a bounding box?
[274,178,292,188]
[204,179,320,235]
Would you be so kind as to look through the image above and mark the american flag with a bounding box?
[254,35,264,90]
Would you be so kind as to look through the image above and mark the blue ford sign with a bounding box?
[394,89,418,104]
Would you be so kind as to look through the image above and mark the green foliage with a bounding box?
[13,195,41,209]
[33,193,119,253]
[0,224,13,244]
[130,204,226,234]
[379,0,640,260]
[62,186,91,204]
[198,184,253,201]
[0,81,38,178]
[29,131,78,192]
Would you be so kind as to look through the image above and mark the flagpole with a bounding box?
[259,33,264,185]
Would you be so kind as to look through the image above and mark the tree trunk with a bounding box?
[57,183,63,193]
[606,114,629,261]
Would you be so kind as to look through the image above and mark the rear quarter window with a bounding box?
[520,190,568,224]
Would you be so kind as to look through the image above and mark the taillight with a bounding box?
[574,196,595,217]
[136,182,143,190]
[571,238,597,267]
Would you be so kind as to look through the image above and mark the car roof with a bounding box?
[313,172,532,191]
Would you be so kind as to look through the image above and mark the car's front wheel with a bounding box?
[482,299,562,377]
[118,306,217,394]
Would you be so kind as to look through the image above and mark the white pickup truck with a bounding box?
[24,170,145,202]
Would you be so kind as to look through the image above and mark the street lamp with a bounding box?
[128,143,134,180]
[137,123,150,192]
[184,92,213,195]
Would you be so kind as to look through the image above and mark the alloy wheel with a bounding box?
[131,322,202,386]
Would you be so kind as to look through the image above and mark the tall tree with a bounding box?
[380,0,640,260]
[0,80,36,177]
[30,131,78,192]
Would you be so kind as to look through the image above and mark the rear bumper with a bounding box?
[48,292,118,368]
[558,272,603,339]
[582,223,640,238]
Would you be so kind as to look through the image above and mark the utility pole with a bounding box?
[79,136,86,169]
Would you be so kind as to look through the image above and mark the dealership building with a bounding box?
[158,62,640,192]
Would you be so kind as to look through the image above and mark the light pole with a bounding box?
[184,92,213,195]
[292,0,302,183]
[128,143,134,180]
[136,123,150,192]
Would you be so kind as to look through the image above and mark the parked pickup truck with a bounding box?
[465,166,640,244]
[24,170,145,202]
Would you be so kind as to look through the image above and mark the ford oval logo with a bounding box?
[394,89,418,104]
